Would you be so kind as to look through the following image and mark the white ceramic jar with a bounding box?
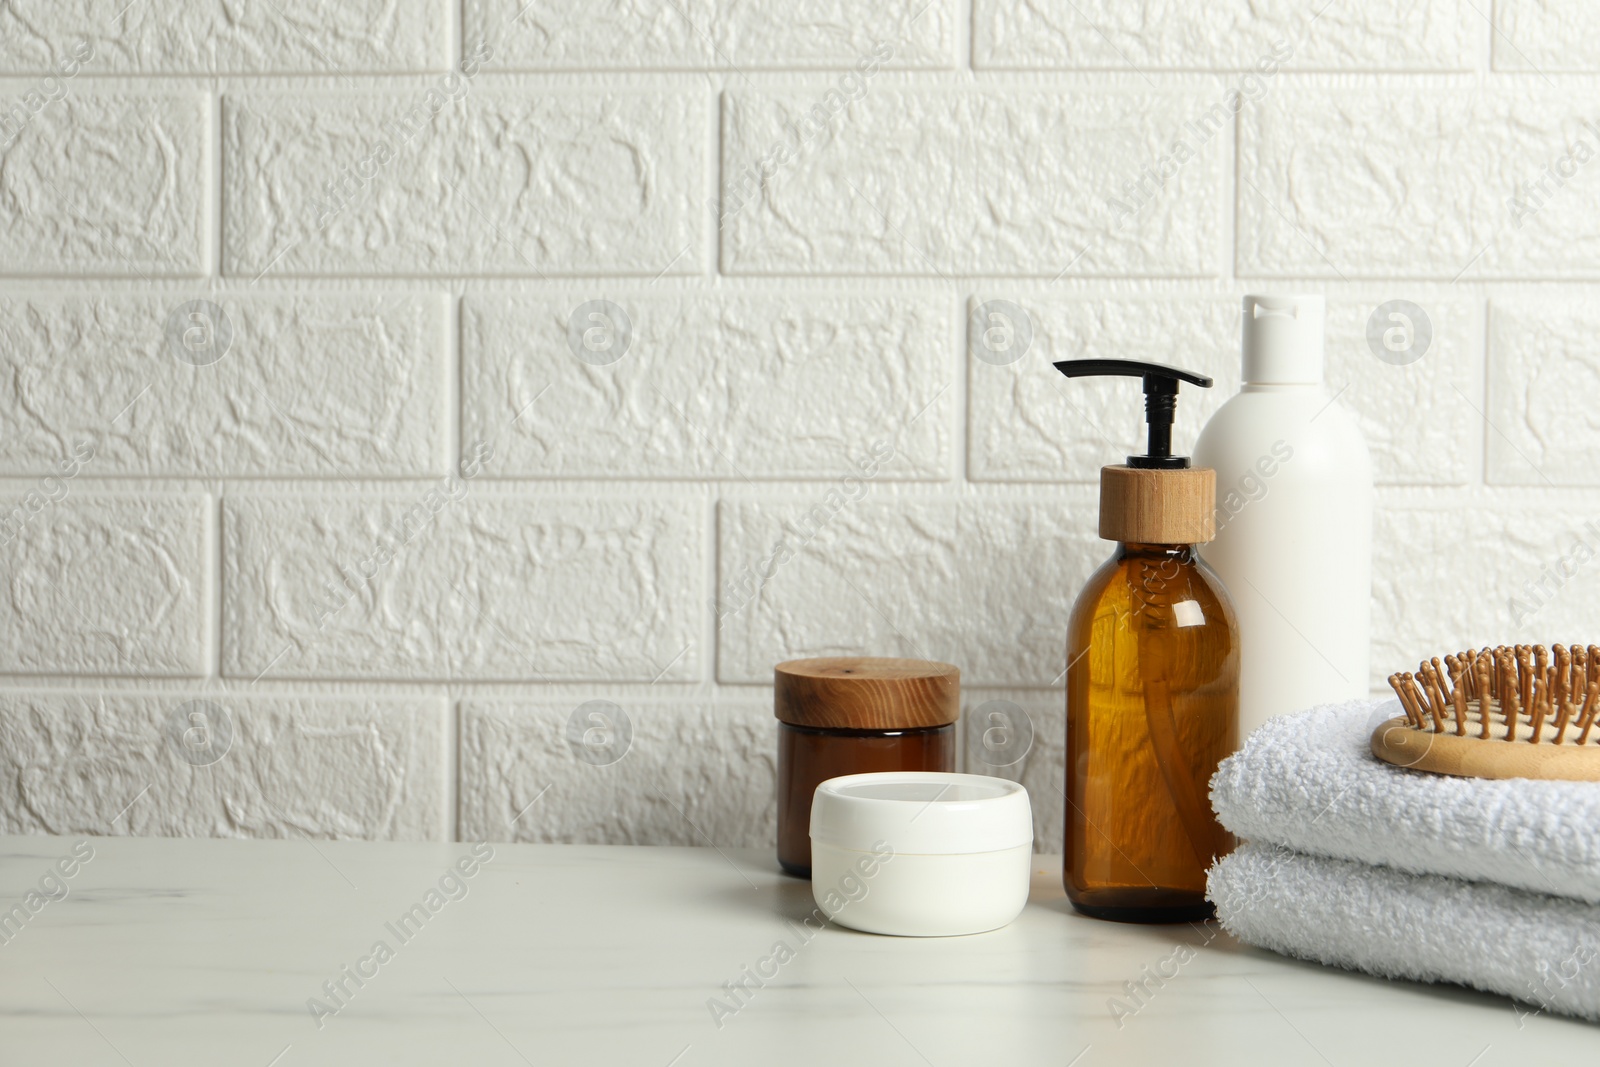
[808,772,1033,937]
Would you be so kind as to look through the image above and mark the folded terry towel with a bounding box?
[1210,842,1600,1022]
[1210,698,1600,904]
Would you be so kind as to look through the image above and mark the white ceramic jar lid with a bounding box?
[810,772,1033,856]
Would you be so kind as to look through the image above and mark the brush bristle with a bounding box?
[1386,644,1600,745]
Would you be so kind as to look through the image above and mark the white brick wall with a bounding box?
[0,494,208,676]
[221,493,703,682]
[222,89,706,276]
[721,87,1223,275]
[973,1,1476,71]
[463,0,957,69]
[0,2,448,74]
[461,292,952,478]
[0,92,210,275]
[3,3,1598,851]
[0,293,448,476]
[0,690,446,838]
[1238,86,1600,279]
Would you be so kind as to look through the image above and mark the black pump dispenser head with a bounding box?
[1053,359,1213,470]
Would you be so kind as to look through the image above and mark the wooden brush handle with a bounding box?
[1371,717,1600,781]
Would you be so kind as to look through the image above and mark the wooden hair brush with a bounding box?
[1376,644,1600,781]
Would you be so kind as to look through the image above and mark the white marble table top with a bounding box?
[0,835,1590,1065]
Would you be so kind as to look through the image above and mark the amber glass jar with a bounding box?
[774,657,959,878]
[1064,541,1238,922]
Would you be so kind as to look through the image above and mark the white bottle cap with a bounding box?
[1241,294,1325,384]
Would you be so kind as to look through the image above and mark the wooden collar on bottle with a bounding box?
[1098,465,1216,545]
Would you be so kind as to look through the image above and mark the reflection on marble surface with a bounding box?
[0,836,1591,1065]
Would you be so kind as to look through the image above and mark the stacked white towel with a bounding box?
[1206,698,1600,1023]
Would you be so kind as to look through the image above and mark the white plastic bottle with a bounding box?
[1192,295,1372,739]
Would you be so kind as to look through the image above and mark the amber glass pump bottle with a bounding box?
[1054,359,1239,923]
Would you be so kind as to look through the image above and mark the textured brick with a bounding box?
[223,494,702,682]
[721,89,1221,276]
[1493,1,1600,72]
[0,1,446,74]
[0,92,206,276]
[0,293,447,478]
[1239,89,1600,280]
[1373,489,1600,685]
[463,0,954,69]
[0,689,445,839]
[0,494,207,676]
[716,496,1102,686]
[462,293,950,479]
[974,0,1475,70]
[222,91,704,278]
[968,295,1479,486]
[458,701,774,846]
[1487,297,1600,485]
[1325,296,1482,486]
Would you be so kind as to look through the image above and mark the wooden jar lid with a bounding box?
[1098,465,1216,545]
[774,657,960,730]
